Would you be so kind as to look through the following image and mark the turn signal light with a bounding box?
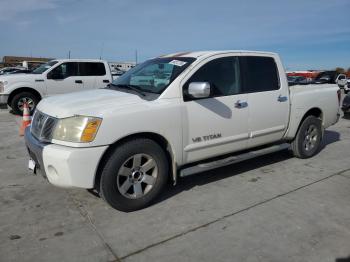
[81,119,102,142]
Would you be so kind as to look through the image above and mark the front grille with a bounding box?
[31,110,58,142]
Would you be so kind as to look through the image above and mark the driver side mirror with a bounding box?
[188,82,211,99]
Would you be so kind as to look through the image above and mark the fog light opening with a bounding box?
[47,165,58,179]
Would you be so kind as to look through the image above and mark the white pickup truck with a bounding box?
[24,51,341,211]
[0,59,112,114]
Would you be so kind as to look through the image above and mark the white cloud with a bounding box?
[0,0,57,21]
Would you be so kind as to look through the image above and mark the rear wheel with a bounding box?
[99,138,169,212]
[291,116,322,158]
[10,92,39,115]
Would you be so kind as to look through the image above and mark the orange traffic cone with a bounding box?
[19,103,31,136]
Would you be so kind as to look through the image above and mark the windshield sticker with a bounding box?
[169,60,187,67]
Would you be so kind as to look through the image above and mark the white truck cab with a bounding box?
[0,59,112,114]
[24,51,341,212]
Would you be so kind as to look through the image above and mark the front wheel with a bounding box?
[10,92,39,115]
[291,116,322,159]
[99,138,169,212]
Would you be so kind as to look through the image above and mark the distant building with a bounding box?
[1,56,54,69]
[109,61,136,72]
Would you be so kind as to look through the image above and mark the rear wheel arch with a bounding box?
[296,107,323,135]
[301,107,323,123]
[94,132,176,191]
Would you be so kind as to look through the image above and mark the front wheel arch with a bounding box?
[8,88,42,115]
[8,87,42,106]
[94,132,176,191]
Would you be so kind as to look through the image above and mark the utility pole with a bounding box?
[135,49,138,65]
[68,50,71,59]
[99,42,104,60]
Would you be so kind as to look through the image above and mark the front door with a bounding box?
[182,56,249,164]
[46,62,85,95]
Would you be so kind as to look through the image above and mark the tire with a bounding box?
[10,92,39,115]
[291,116,322,159]
[99,138,169,212]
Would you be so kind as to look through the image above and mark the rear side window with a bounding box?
[240,56,279,92]
[184,56,241,99]
[79,62,106,76]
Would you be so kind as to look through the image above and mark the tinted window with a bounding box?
[185,57,241,99]
[241,56,279,92]
[79,62,106,76]
[50,62,78,78]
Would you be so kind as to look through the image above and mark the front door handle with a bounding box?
[277,95,288,102]
[103,79,110,83]
[75,80,83,84]
[235,100,248,108]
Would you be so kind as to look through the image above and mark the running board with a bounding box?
[179,143,290,177]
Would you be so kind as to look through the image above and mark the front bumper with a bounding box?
[24,127,108,188]
[0,94,9,108]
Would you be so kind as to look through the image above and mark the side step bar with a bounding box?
[179,143,290,177]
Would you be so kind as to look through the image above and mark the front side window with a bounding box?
[79,62,106,76]
[240,56,279,92]
[111,57,195,94]
[184,56,241,100]
[49,62,78,79]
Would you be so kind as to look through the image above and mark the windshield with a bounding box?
[32,61,58,74]
[111,57,196,94]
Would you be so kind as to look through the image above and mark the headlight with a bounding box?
[0,81,8,93]
[52,116,102,143]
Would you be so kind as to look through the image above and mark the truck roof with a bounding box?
[50,59,107,63]
[159,50,278,59]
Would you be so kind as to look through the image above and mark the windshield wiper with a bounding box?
[109,83,146,97]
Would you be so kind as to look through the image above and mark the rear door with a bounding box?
[78,62,110,89]
[240,55,290,148]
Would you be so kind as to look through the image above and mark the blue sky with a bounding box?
[0,0,349,70]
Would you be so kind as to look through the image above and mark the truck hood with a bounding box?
[36,89,147,118]
[0,73,43,82]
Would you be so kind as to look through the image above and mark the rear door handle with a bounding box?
[75,80,83,84]
[278,95,288,102]
[234,100,248,108]
[103,79,110,83]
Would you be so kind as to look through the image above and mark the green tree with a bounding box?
[335,67,346,74]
